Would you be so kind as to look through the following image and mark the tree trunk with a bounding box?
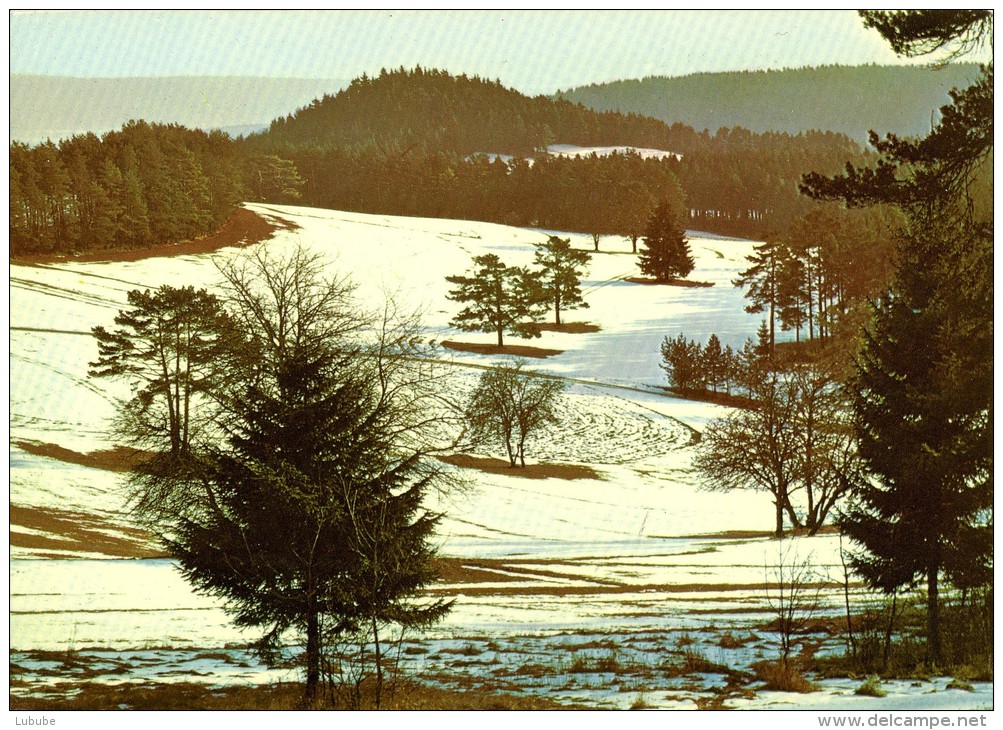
[783,496,802,529]
[497,326,504,348]
[927,562,941,666]
[774,498,784,538]
[305,605,320,705]
[372,616,383,709]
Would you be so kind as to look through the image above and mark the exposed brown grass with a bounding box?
[535,322,601,334]
[12,207,296,266]
[662,386,756,409]
[433,557,527,584]
[625,277,714,288]
[438,453,600,481]
[717,631,749,649]
[14,440,147,472]
[441,340,564,358]
[9,504,160,559]
[10,678,573,710]
[566,652,624,674]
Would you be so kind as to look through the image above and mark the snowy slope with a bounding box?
[11,204,984,710]
[11,203,765,553]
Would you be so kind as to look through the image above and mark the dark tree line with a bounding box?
[11,67,874,258]
[250,66,707,158]
[10,121,245,255]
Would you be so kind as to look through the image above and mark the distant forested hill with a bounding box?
[248,67,867,239]
[252,66,703,157]
[558,64,982,141]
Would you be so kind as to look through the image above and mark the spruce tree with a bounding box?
[840,214,991,665]
[638,199,694,282]
[806,11,993,665]
[104,248,454,705]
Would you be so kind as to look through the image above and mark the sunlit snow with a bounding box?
[9,204,986,710]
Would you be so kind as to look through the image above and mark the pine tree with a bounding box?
[638,199,694,282]
[659,334,703,391]
[533,235,590,326]
[734,237,787,350]
[701,334,727,393]
[446,253,546,346]
[89,286,234,461]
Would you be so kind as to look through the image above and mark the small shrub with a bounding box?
[855,676,887,697]
[682,649,729,675]
[753,659,818,693]
[717,631,747,649]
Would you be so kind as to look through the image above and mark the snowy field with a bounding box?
[9,204,992,710]
[478,142,681,166]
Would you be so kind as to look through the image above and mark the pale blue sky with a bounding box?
[9,10,969,94]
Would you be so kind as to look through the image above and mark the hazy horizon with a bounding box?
[10,10,984,96]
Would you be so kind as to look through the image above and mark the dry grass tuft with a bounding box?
[855,676,888,697]
[752,659,818,693]
[717,631,748,649]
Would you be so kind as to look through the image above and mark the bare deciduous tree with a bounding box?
[465,359,565,467]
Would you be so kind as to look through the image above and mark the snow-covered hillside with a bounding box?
[477,143,681,166]
[9,205,990,710]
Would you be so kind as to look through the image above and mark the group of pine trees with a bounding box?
[811,11,993,668]
[446,235,590,346]
[691,11,991,670]
[9,121,246,255]
[661,330,762,397]
[735,203,903,348]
